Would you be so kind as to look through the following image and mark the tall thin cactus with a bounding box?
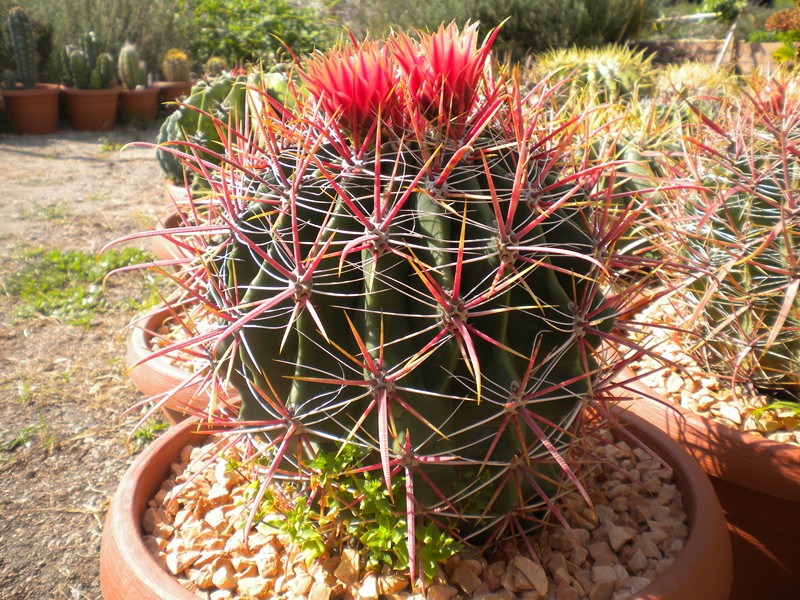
[7,7,37,89]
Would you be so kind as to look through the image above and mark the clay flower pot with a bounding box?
[118,87,159,125]
[1,83,60,134]
[155,81,192,112]
[126,303,238,425]
[616,381,800,599]
[99,411,732,600]
[61,85,120,131]
[150,210,192,263]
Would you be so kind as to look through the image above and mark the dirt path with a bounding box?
[0,125,168,599]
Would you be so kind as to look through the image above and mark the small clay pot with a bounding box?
[126,303,238,425]
[61,85,120,131]
[118,87,159,124]
[1,83,60,134]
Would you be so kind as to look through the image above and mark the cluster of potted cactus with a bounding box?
[0,5,197,134]
[0,6,59,134]
[101,22,742,599]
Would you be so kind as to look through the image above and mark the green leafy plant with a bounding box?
[116,22,669,587]
[765,0,800,64]
[175,0,338,65]
[2,246,155,326]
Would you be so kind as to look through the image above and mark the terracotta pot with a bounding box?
[118,87,159,124]
[155,81,192,112]
[163,182,190,205]
[99,411,732,600]
[150,210,191,263]
[126,303,238,425]
[61,85,120,131]
[1,83,60,134]
[616,378,800,599]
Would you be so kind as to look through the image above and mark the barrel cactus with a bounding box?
[161,48,191,82]
[126,23,661,583]
[155,68,292,186]
[118,42,147,90]
[155,73,250,185]
[669,70,800,395]
[531,44,656,103]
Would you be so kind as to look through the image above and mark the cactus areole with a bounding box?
[150,23,636,566]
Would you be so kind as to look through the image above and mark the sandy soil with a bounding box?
[0,124,169,599]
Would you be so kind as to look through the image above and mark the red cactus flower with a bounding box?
[390,21,499,130]
[301,39,399,146]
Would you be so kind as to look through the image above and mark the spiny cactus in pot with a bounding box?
[665,70,800,403]
[161,48,191,83]
[118,42,148,90]
[61,31,114,89]
[0,6,59,134]
[528,44,656,105]
[5,6,37,89]
[116,22,673,588]
[60,31,118,130]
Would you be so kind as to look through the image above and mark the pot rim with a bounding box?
[101,411,732,599]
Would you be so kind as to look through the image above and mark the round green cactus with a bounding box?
[531,44,656,103]
[127,23,661,581]
[672,71,800,394]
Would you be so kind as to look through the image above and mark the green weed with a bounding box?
[254,444,461,582]
[4,415,51,452]
[19,201,69,221]
[130,418,168,443]
[2,246,158,326]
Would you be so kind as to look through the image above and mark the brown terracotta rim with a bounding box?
[613,368,800,503]
[100,412,732,600]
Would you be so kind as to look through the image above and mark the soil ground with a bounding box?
[0,124,169,599]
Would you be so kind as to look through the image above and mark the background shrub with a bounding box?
[175,0,340,67]
[340,0,661,59]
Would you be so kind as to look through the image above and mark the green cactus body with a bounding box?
[155,74,249,185]
[63,33,113,89]
[81,31,99,73]
[118,43,147,89]
[7,7,37,88]
[161,49,191,82]
[210,126,613,535]
[138,25,646,562]
[65,47,89,89]
[689,155,800,392]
